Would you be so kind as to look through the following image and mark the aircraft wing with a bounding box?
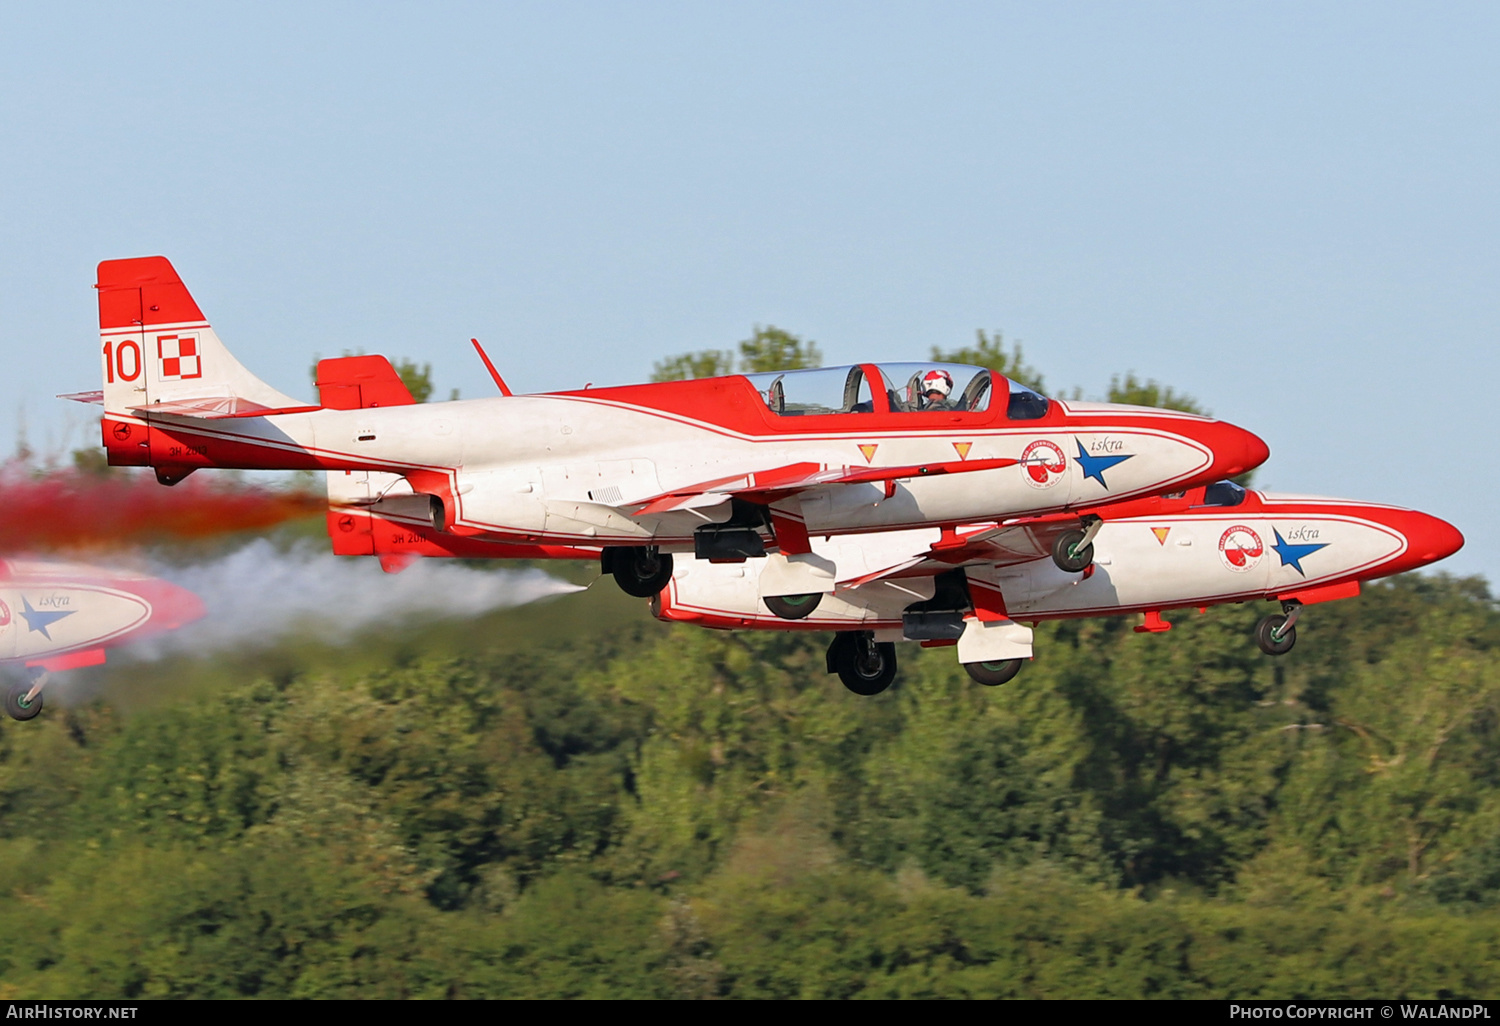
[629,457,1018,517]
[837,513,1084,588]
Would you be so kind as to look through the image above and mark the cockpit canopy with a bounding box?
[741,363,1050,420]
[1200,480,1248,507]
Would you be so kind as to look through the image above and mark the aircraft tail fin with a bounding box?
[96,257,308,421]
[314,354,417,409]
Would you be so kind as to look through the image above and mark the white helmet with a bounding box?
[921,369,953,398]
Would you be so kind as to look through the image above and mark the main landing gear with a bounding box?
[963,658,1023,687]
[826,631,898,696]
[1051,516,1103,573]
[765,593,823,620]
[604,546,674,598]
[1255,601,1303,656]
[5,669,48,722]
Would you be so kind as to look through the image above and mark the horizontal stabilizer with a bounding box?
[129,397,321,419]
[59,390,104,406]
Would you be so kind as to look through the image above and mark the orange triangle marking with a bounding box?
[858,444,878,463]
[952,441,972,460]
[1151,527,1171,545]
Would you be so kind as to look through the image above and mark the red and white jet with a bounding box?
[652,481,1465,693]
[74,257,1269,609]
[0,559,204,720]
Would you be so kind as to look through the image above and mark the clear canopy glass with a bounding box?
[743,366,875,417]
[742,363,1050,419]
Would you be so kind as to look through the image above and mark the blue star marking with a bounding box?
[20,597,74,640]
[1073,440,1133,489]
[1271,528,1329,576]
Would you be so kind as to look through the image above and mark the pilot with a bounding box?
[919,369,956,411]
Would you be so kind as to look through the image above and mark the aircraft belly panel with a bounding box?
[453,468,547,533]
[667,561,928,625]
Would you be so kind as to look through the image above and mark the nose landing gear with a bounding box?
[1051,516,1103,573]
[1255,600,1303,656]
[5,669,49,721]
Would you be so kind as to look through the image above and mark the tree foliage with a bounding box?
[0,566,1495,998]
[392,359,435,403]
[650,350,734,383]
[738,326,821,374]
[931,330,1046,394]
[1107,372,1207,416]
[651,326,821,381]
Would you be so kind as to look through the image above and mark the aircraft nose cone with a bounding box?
[150,581,206,629]
[1207,421,1271,480]
[1402,511,1465,568]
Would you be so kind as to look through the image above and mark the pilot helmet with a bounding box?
[921,369,953,398]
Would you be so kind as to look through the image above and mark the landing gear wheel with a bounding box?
[1051,529,1094,573]
[764,593,823,620]
[830,632,898,696]
[5,683,42,721]
[964,658,1023,687]
[1255,614,1296,656]
[611,547,674,598]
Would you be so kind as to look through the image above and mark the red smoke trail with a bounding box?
[0,463,323,553]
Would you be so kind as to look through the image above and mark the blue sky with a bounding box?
[2,2,1495,582]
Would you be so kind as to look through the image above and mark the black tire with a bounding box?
[5,683,41,721]
[834,634,898,696]
[964,658,1023,687]
[1051,528,1093,573]
[612,547,674,598]
[1255,614,1296,656]
[764,593,823,620]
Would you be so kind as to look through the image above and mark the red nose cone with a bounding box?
[154,581,207,630]
[1207,421,1271,481]
[1395,511,1465,572]
[121,576,206,632]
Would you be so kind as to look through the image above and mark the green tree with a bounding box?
[931,330,1046,394]
[1102,372,1255,481]
[1106,372,1207,416]
[393,359,435,403]
[650,350,735,382]
[738,326,822,373]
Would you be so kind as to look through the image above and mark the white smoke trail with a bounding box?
[137,538,586,657]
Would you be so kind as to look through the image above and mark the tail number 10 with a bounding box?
[103,340,142,383]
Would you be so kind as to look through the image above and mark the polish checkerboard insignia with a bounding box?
[156,334,202,381]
